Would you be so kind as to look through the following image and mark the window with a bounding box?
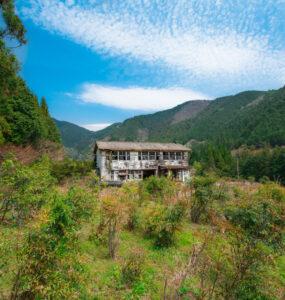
[128,171,134,180]
[142,152,148,160]
[112,151,118,160]
[170,152,175,160]
[176,152,182,160]
[149,152,156,160]
[119,151,126,160]
[138,152,142,160]
[163,152,169,160]
[136,170,142,179]
[118,151,130,160]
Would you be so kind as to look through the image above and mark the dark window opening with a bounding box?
[118,151,130,160]
[149,152,156,160]
[176,152,182,160]
[163,152,169,160]
[112,151,118,160]
[142,152,148,160]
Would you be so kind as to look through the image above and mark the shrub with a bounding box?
[189,176,227,223]
[139,201,184,248]
[0,155,55,225]
[227,200,284,251]
[142,175,175,200]
[99,192,127,258]
[50,158,93,182]
[10,192,88,299]
[121,251,144,285]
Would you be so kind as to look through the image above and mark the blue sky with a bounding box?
[15,0,285,131]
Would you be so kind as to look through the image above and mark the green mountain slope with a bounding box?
[180,88,285,147]
[98,88,285,147]
[101,100,210,142]
[54,119,120,160]
[55,87,285,160]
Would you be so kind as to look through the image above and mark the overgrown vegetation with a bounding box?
[190,142,285,185]
[1,157,284,299]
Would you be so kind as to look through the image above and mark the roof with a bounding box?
[95,141,189,152]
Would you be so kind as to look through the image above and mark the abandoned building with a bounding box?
[94,141,190,182]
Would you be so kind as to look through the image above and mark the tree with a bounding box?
[0,0,27,46]
[40,97,49,115]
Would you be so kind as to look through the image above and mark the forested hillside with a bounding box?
[180,88,285,147]
[56,88,285,160]
[0,1,61,147]
[54,119,119,160]
[101,100,210,142]
[97,88,285,147]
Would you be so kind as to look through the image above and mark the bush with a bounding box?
[10,191,88,299]
[0,155,55,225]
[139,201,184,248]
[227,198,284,251]
[142,175,175,200]
[50,158,93,182]
[121,251,144,285]
[189,175,227,223]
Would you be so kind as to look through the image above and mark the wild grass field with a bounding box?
[0,156,284,299]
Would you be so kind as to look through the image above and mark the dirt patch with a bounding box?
[0,140,66,165]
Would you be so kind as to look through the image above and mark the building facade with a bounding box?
[94,141,190,182]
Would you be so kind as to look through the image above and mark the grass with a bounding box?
[0,179,284,299]
[73,219,199,299]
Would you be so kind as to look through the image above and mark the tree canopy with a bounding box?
[0,1,61,146]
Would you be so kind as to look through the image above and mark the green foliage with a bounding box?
[66,88,285,156]
[11,190,90,299]
[0,0,27,45]
[190,175,227,223]
[54,119,119,160]
[0,155,55,224]
[239,147,285,184]
[190,143,235,177]
[0,4,61,146]
[1,163,284,298]
[139,201,184,248]
[191,144,285,185]
[50,158,93,182]
[228,201,284,251]
[141,175,175,199]
[121,251,144,285]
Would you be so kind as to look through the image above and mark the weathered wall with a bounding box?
[98,150,189,181]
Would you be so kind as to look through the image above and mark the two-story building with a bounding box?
[94,141,190,182]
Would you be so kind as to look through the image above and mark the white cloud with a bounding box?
[19,0,285,85]
[77,84,210,111]
[81,123,112,132]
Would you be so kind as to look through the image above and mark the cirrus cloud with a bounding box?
[19,0,285,86]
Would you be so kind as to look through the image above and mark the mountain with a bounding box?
[54,119,120,160]
[55,87,285,160]
[54,100,210,160]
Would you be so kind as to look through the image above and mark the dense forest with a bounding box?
[190,143,285,185]
[0,0,61,146]
[85,88,285,148]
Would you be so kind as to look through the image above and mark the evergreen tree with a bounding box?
[0,1,61,146]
